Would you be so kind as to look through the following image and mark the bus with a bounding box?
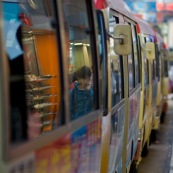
[0,0,132,172]
[95,1,142,172]
[0,0,166,173]
[152,31,169,131]
[155,32,169,124]
[0,0,103,172]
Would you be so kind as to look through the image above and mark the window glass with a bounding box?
[144,37,149,86]
[131,25,140,86]
[128,54,134,90]
[97,11,108,113]
[144,58,149,86]
[151,40,156,81]
[62,0,96,121]
[109,14,123,107]
[152,60,156,80]
[2,0,61,143]
[126,22,135,91]
[164,60,168,77]
[155,44,160,81]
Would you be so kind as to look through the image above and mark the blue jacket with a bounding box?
[69,82,94,120]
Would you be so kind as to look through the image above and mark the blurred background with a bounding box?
[124,0,173,50]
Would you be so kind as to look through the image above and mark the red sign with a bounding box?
[94,0,106,9]
[157,2,173,11]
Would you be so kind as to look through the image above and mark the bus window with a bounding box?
[144,58,149,87]
[62,0,97,121]
[96,10,108,115]
[128,54,135,91]
[164,60,168,77]
[2,0,62,142]
[127,22,135,91]
[109,14,123,107]
[144,37,149,87]
[155,44,160,81]
[152,60,156,81]
[131,24,140,86]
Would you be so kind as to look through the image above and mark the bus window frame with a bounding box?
[96,10,108,116]
[65,0,100,122]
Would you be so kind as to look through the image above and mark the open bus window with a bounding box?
[62,0,96,121]
[2,0,62,143]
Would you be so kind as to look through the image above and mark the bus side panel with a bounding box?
[100,114,111,173]
[108,106,125,173]
[35,119,102,173]
[127,89,140,167]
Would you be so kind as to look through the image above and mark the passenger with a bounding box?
[69,66,94,120]
[69,72,77,89]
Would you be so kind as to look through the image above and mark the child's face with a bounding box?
[79,77,91,90]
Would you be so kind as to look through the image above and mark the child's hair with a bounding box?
[74,66,91,80]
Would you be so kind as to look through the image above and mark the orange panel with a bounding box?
[35,33,60,132]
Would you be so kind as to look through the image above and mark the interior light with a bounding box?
[74,43,83,45]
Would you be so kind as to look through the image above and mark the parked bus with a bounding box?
[152,31,169,129]
[95,1,142,172]
[126,16,156,170]
[130,17,169,169]
[0,0,167,173]
[0,0,131,173]
[155,32,169,124]
[0,0,103,172]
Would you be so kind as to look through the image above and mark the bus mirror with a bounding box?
[145,42,155,60]
[113,24,132,55]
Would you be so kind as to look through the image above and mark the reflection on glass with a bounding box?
[109,107,125,172]
[108,15,122,107]
[131,25,139,86]
[69,66,94,120]
[62,0,96,121]
[144,58,149,86]
[2,0,61,143]
[128,55,134,91]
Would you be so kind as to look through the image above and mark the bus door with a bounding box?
[153,40,162,129]
[145,36,157,132]
[136,32,150,157]
[108,12,125,173]
[95,6,133,173]
[136,30,148,158]
[0,0,102,173]
[161,50,169,122]
[149,37,158,128]
[140,36,151,146]
[96,9,110,173]
[121,19,140,171]
[162,52,169,97]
